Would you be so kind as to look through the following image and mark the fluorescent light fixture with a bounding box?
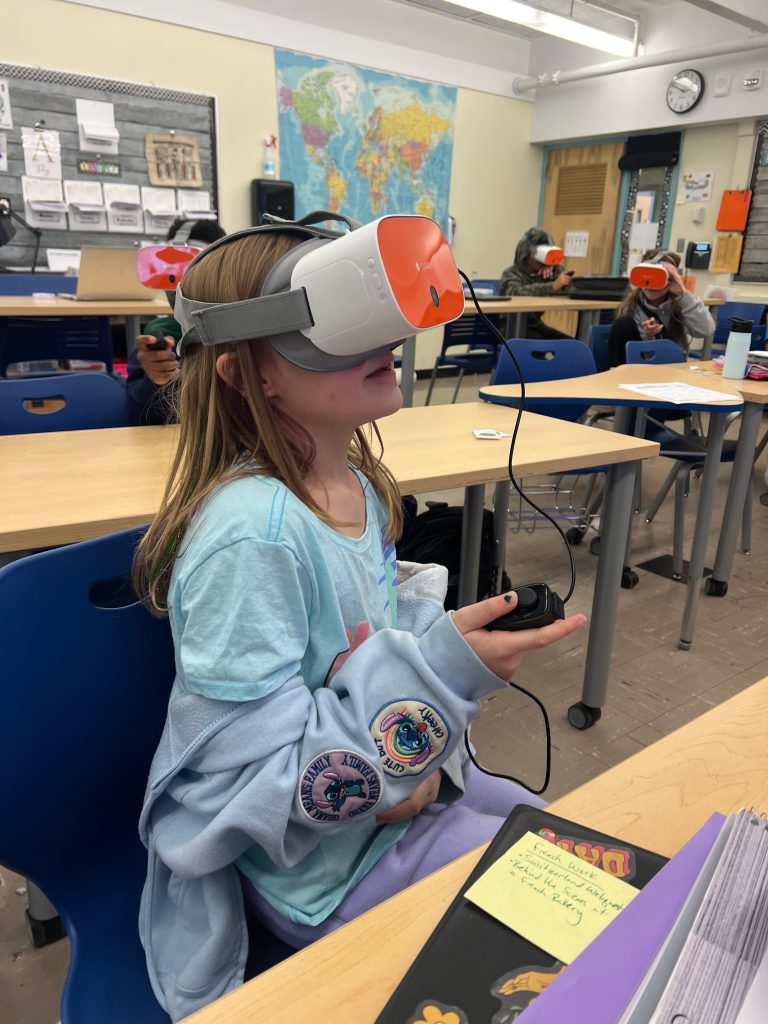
[440,0,637,57]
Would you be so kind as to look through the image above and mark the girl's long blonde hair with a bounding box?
[133,231,403,614]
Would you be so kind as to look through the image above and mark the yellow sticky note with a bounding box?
[464,831,638,964]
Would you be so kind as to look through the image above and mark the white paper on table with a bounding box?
[628,221,659,252]
[0,79,13,130]
[141,186,178,215]
[176,189,213,214]
[46,248,82,273]
[618,382,738,405]
[64,179,105,209]
[21,126,62,180]
[75,99,120,154]
[0,132,7,172]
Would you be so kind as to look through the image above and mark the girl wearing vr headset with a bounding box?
[607,248,715,367]
[133,217,584,1019]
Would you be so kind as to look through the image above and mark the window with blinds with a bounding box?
[736,122,768,283]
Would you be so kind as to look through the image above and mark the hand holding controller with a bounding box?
[485,584,565,632]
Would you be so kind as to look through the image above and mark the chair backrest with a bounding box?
[712,301,768,345]
[0,273,77,296]
[0,528,174,1022]
[441,313,502,355]
[0,372,129,433]
[0,314,113,375]
[625,338,687,364]
[491,338,596,422]
[464,278,500,296]
[588,323,613,372]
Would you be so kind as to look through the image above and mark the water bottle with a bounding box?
[721,316,753,379]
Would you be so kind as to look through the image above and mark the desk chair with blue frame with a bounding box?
[625,339,744,581]
[0,527,294,1024]
[425,312,502,405]
[0,372,128,433]
[708,301,767,356]
[491,338,639,590]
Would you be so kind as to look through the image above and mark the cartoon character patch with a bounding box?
[298,750,381,823]
[490,963,566,1022]
[369,699,449,777]
[405,1000,469,1024]
[537,826,636,880]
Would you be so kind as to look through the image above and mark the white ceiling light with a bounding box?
[439,0,637,57]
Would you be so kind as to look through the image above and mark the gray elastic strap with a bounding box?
[191,289,314,347]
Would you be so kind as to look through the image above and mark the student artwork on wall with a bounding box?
[275,49,456,233]
[145,132,203,187]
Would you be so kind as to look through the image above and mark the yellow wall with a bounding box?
[670,121,768,304]
[6,0,542,368]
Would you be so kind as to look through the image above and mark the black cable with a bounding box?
[459,270,576,603]
[464,678,552,795]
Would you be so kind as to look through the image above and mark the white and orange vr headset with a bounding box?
[148,211,464,372]
[530,244,564,266]
[630,251,677,290]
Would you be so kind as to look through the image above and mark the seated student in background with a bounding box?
[126,217,226,424]
[608,248,715,367]
[499,226,575,340]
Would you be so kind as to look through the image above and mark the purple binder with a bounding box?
[519,813,726,1023]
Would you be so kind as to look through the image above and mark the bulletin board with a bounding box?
[0,62,218,271]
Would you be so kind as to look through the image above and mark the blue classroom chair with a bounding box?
[0,372,129,433]
[709,301,768,356]
[0,315,113,376]
[0,273,77,296]
[0,528,174,1023]
[588,323,613,372]
[425,313,502,405]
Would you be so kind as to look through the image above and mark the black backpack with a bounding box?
[396,497,510,610]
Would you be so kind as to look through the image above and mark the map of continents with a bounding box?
[275,50,456,231]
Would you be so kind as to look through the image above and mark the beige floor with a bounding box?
[2,372,767,1023]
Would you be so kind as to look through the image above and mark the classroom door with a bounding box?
[540,142,624,336]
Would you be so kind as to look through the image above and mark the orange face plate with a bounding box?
[376,218,464,328]
[630,263,669,290]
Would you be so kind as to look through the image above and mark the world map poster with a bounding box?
[275,50,456,231]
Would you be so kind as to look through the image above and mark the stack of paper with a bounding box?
[519,810,768,1024]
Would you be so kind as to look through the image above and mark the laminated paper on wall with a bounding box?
[710,234,744,274]
[716,190,752,232]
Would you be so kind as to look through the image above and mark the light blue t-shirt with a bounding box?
[167,467,410,924]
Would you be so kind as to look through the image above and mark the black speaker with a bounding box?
[251,179,295,225]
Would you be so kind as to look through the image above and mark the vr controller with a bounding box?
[485,584,565,632]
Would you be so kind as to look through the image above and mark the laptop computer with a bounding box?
[59,247,157,301]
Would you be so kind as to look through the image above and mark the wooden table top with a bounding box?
[181,675,768,1023]
[481,362,745,411]
[0,402,659,553]
[0,295,171,317]
[692,361,768,405]
[464,296,724,315]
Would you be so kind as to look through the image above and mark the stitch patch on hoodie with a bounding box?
[299,750,382,823]
[369,700,449,777]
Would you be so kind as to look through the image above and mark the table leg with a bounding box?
[570,458,637,729]
[399,336,416,408]
[458,484,485,607]
[577,309,600,345]
[508,312,526,339]
[706,401,763,597]
[491,480,511,594]
[124,315,140,355]
[679,412,728,650]
[701,327,714,361]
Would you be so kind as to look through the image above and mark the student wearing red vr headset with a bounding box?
[126,217,225,425]
[132,215,585,1020]
[607,248,714,367]
[499,226,575,339]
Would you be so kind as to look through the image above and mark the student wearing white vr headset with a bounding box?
[499,226,575,339]
[132,212,585,1020]
[607,248,714,367]
[126,217,226,425]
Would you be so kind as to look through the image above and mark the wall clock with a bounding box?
[666,69,705,114]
